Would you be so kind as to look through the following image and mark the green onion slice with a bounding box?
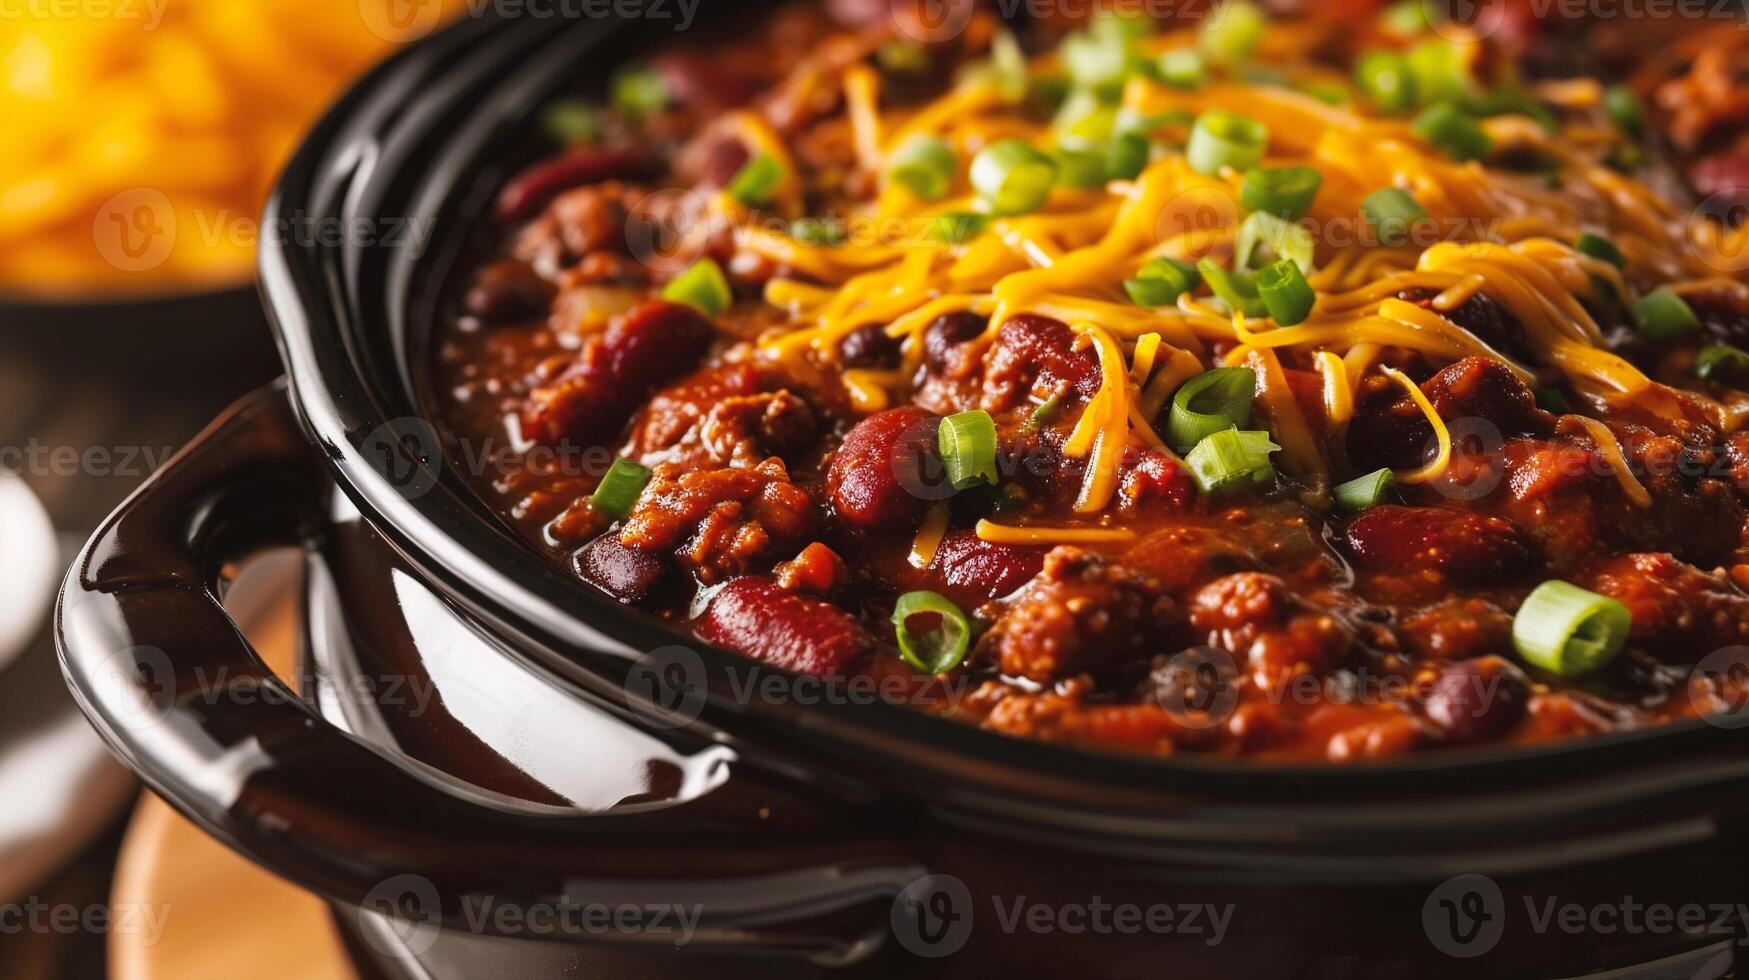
[1055,147,1110,190]
[610,66,668,119]
[938,410,1000,489]
[1198,0,1265,66]
[1379,0,1430,36]
[1158,48,1207,90]
[1168,367,1257,453]
[1240,166,1323,220]
[1235,210,1314,273]
[1257,259,1315,326]
[1063,28,1139,93]
[893,591,973,674]
[1124,256,1201,307]
[661,259,732,317]
[541,98,601,144]
[1187,109,1269,176]
[1332,468,1396,513]
[971,139,1059,215]
[791,216,846,246]
[1355,50,1416,115]
[1197,259,1268,317]
[1535,387,1570,414]
[1186,427,1279,495]
[1363,187,1430,247]
[1406,38,1478,107]
[728,153,785,207]
[1632,287,1701,342]
[1697,344,1749,381]
[1107,132,1152,180]
[1022,395,1062,434]
[1052,90,1117,147]
[1512,580,1632,676]
[1412,103,1493,162]
[1603,84,1643,136]
[1575,232,1626,269]
[889,134,957,202]
[592,457,652,519]
[928,212,989,244]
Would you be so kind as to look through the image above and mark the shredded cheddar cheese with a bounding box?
[975,520,1138,546]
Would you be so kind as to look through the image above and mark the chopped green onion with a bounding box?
[1055,147,1110,190]
[990,29,1031,102]
[1257,259,1315,326]
[1472,87,1558,132]
[1158,48,1207,90]
[1168,367,1257,453]
[611,66,668,120]
[889,134,957,202]
[1107,133,1152,180]
[1187,109,1268,177]
[1697,344,1749,381]
[971,139,1058,215]
[928,212,989,244]
[1512,580,1632,676]
[1355,50,1416,115]
[1198,259,1268,317]
[1603,84,1643,136]
[1632,287,1701,342]
[1333,468,1396,512]
[790,216,846,246]
[1300,81,1349,106]
[1575,232,1626,269]
[1406,38,1478,107]
[1412,103,1493,162]
[1199,0,1265,66]
[1063,28,1138,93]
[1022,395,1062,434]
[1240,166,1323,220]
[728,153,785,207]
[592,457,652,519]
[1125,256,1201,307]
[877,39,929,75]
[1115,107,1190,138]
[1535,387,1570,414]
[938,410,999,489]
[1187,427,1279,495]
[541,98,601,144]
[893,591,973,674]
[1379,0,1430,36]
[1363,187,1430,247]
[661,259,732,317]
[1235,210,1315,273]
[1052,90,1119,148]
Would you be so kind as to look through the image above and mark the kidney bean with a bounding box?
[981,314,1102,410]
[696,577,873,677]
[1422,356,1553,439]
[1422,657,1529,744]
[521,300,714,445]
[924,529,1047,605]
[463,260,554,323]
[576,534,670,603]
[923,311,987,376]
[496,147,662,224]
[1345,505,1538,582]
[838,322,902,369]
[827,406,943,530]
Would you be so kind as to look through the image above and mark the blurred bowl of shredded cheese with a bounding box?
[0,0,459,298]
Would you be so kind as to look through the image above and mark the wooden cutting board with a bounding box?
[106,554,361,980]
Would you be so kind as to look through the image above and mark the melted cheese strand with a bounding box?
[1381,366,1452,485]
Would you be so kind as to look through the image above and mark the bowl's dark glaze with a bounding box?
[52,4,1749,977]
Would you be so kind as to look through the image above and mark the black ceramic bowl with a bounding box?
[56,6,1749,978]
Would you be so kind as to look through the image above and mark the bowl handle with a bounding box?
[56,383,920,963]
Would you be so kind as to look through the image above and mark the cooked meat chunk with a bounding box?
[981,547,1179,684]
[620,458,815,583]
